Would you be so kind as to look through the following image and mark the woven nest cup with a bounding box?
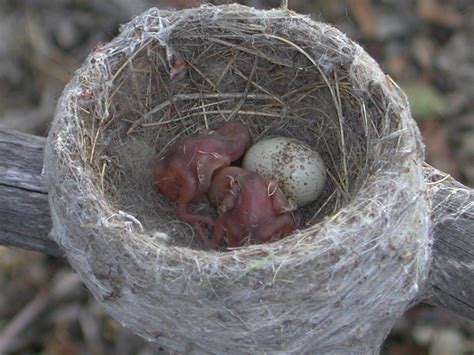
[45,4,431,354]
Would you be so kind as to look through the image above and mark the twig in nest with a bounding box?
[143,93,276,120]
[227,57,258,121]
[208,37,292,68]
[215,55,236,88]
[233,67,283,104]
[141,109,282,127]
[186,60,218,90]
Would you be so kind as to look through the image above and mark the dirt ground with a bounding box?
[0,0,472,354]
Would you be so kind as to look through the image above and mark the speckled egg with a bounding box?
[242,137,327,207]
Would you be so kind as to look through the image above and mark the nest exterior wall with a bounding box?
[45,5,431,354]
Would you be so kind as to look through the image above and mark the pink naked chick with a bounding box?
[207,167,299,248]
[152,121,252,239]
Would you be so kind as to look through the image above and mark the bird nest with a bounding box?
[45,4,431,353]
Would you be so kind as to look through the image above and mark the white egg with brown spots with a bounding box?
[242,137,327,207]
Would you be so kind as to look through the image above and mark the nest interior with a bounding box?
[46,5,431,353]
[79,8,391,248]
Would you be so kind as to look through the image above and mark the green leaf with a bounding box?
[399,81,446,120]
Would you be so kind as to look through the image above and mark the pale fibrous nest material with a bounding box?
[45,4,431,353]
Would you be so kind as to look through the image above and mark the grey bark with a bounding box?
[0,129,472,320]
[0,130,61,257]
[425,166,474,320]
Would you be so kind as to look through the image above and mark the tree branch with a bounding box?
[0,130,61,257]
[423,165,474,319]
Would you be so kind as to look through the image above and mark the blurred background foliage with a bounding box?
[0,0,472,354]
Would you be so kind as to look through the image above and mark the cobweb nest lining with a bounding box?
[45,4,431,353]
